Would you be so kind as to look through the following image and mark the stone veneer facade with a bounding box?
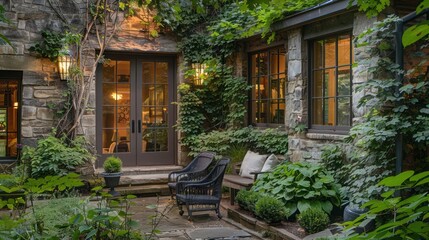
[0,1,188,165]
[285,12,377,163]
[237,10,378,163]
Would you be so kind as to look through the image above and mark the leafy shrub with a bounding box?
[0,174,18,188]
[254,196,289,224]
[22,133,94,178]
[252,161,341,217]
[235,189,262,212]
[189,127,288,157]
[298,208,330,234]
[344,170,429,239]
[103,156,122,173]
[320,144,392,208]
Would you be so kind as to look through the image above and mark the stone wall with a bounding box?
[286,12,377,163]
[0,1,183,165]
[0,0,86,147]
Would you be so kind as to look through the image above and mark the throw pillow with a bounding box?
[239,150,268,179]
[259,154,281,178]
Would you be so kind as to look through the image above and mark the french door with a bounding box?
[96,55,176,167]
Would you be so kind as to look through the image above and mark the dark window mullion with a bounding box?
[335,36,339,127]
[322,40,326,125]
[349,33,353,126]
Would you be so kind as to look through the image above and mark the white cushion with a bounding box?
[259,154,281,178]
[239,150,268,179]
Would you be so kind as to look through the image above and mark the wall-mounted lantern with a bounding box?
[191,63,207,86]
[57,52,74,81]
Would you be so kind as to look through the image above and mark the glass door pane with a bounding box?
[101,61,131,155]
[141,62,169,153]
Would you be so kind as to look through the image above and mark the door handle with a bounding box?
[138,120,142,133]
[131,120,135,133]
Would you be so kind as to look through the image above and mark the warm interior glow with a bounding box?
[111,93,123,100]
[192,63,207,85]
[13,102,18,109]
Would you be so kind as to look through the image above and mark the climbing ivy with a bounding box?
[149,0,324,146]
[347,15,429,176]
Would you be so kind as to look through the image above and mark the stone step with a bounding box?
[96,165,182,176]
[116,184,170,196]
[119,173,168,186]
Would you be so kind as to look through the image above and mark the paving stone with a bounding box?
[303,229,332,240]
[186,227,251,239]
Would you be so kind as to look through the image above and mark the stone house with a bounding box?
[0,0,422,171]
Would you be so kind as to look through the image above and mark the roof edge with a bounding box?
[272,0,357,31]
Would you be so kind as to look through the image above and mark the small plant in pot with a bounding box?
[101,156,122,196]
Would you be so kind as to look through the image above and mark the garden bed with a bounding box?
[221,199,306,240]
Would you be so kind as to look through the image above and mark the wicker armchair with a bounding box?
[175,158,230,220]
[168,152,215,198]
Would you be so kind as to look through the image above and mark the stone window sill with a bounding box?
[306,132,346,141]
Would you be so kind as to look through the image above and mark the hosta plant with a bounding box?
[252,161,341,217]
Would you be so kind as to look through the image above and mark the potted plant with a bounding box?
[101,156,122,196]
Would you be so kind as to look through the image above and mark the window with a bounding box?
[310,33,353,131]
[249,47,287,125]
[0,71,21,160]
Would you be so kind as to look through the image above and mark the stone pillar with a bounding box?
[352,13,377,124]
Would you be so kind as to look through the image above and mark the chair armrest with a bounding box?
[176,170,207,182]
[250,171,272,181]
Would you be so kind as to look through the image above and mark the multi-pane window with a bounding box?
[311,33,353,130]
[0,72,21,159]
[250,47,287,125]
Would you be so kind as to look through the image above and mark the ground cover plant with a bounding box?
[252,161,341,217]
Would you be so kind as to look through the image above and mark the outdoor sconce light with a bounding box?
[192,63,207,86]
[57,52,74,81]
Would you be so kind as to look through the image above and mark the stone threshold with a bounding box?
[223,203,302,240]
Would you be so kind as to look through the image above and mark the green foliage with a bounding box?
[353,0,429,47]
[153,0,322,145]
[298,208,330,234]
[225,144,248,174]
[29,30,67,61]
[352,0,390,18]
[242,0,326,42]
[21,197,82,238]
[0,3,13,47]
[103,156,123,173]
[349,15,429,174]
[320,144,392,207]
[344,170,429,239]
[188,127,288,157]
[254,195,289,224]
[175,83,205,146]
[64,190,143,240]
[236,189,262,212]
[21,132,94,178]
[252,161,341,217]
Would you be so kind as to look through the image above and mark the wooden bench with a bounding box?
[223,174,255,205]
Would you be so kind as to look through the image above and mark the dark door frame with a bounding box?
[95,53,177,167]
[0,70,22,164]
